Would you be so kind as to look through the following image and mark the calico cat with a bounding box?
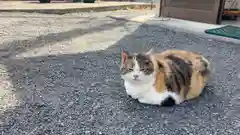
[120,48,212,106]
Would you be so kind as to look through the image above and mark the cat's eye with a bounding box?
[128,68,133,71]
[144,61,150,65]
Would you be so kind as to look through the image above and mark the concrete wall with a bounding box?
[224,0,240,9]
[238,0,240,9]
[102,0,152,2]
[134,0,152,3]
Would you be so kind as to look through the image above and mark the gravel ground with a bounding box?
[0,10,240,135]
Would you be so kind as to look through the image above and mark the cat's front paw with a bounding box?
[126,92,138,99]
[138,98,149,104]
[128,95,138,99]
[127,95,137,101]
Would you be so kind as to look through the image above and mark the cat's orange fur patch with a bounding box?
[154,71,166,93]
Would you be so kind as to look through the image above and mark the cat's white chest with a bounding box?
[123,81,182,105]
[124,81,167,105]
[124,81,149,99]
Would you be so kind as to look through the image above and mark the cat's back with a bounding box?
[152,49,212,101]
[154,49,202,61]
[152,49,211,75]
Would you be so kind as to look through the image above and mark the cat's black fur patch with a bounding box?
[160,96,176,107]
[165,54,193,98]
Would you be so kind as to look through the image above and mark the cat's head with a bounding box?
[120,48,157,83]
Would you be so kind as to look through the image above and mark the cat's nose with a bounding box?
[133,74,139,79]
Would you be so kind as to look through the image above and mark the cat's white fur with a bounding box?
[121,53,183,105]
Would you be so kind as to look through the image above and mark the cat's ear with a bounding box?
[157,61,164,69]
[156,60,164,71]
[121,50,129,64]
[146,48,154,55]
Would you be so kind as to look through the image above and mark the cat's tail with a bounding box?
[200,55,214,78]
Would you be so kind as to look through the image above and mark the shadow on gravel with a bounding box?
[1,21,240,135]
[0,19,126,58]
[0,15,96,19]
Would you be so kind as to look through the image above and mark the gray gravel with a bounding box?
[0,10,240,135]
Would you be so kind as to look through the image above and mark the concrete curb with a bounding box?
[0,4,155,14]
[107,13,155,23]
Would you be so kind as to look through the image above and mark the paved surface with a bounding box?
[0,1,154,14]
[148,17,240,45]
[0,10,240,135]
